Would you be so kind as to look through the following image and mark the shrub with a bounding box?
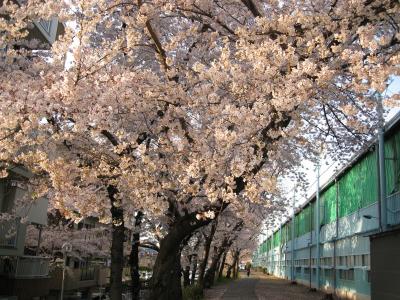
[182,285,203,300]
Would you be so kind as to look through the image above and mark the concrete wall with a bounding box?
[370,228,400,300]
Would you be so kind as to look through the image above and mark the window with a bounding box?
[324,268,333,278]
[304,268,310,275]
[367,270,371,283]
[295,267,302,274]
[339,269,354,281]
[348,255,354,267]
[355,255,363,266]
[80,260,95,281]
[362,254,370,267]
[321,257,333,266]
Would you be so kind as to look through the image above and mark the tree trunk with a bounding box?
[183,265,190,287]
[218,251,227,279]
[232,250,240,279]
[108,185,125,300]
[215,258,221,279]
[130,211,143,300]
[204,243,228,288]
[149,224,183,300]
[183,254,192,287]
[197,220,218,288]
[149,213,212,300]
[226,264,233,279]
[190,255,197,285]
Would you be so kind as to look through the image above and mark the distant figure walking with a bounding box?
[247,267,251,277]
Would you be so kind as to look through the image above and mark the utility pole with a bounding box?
[377,93,387,231]
[291,186,295,282]
[316,163,321,290]
[60,242,72,300]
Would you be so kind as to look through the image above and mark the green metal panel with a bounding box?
[282,223,289,243]
[287,221,292,241]
[296,205,312,236]
[321,184,337,225]
[385,130,400,195]
[338,151,378,218]
[310,201,315,230]
[273,230,280,247]
[267,237,272,251]
[295,213,300,237]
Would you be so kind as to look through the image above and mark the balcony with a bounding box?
[0,219,19,248]
[0,256,50,278]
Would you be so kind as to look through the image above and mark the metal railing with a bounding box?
[0,256,50,278]
[387,191,400,226]
[80,266,95,281]
[0,219,19,248]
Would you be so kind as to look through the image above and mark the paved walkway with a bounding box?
[204,272,326,300]
[222,277,258,299]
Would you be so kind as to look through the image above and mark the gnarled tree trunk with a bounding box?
[226,264,233,279]
[149,223,183,300]
[197,220,218,288]
[108,185,125,300]
[233,249,240,279]
[203,245,223,288]
[130,211,143,300]
[204,220,242,287]
[226,249,239,280]
[149,212,213,300]
[218,251,227,279]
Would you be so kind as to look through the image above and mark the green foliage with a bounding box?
[182,285,203,300]
[216,276,233,284]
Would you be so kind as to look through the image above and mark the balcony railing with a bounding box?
[0,219,19,248]
[0,256,50,278]
[387,191,400,226]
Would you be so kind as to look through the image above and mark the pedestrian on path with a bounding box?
[247,267,251,277]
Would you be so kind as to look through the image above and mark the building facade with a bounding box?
[0,167,51,300]
[253,113,400,300]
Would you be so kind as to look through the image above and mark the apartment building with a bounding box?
[0,167,51,300]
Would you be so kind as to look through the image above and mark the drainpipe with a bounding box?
[333,178,339,295]
[309,201,312,289]
[316,163,321,290]
[291,187,296,281]
[377,93,387,231]
[280,223,282,277]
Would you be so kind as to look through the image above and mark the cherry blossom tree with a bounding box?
[25,221,111,259]
[1,0,399,300]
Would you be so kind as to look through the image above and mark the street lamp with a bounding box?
[60,242,72,300]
